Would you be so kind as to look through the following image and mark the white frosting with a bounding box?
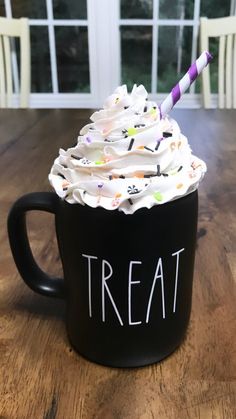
[49,84,206,214]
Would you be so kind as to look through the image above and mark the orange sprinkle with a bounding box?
[176,183,183,189]
[134,172,144,178]
[136,145,144,149]
[170,142,176,151]
[62,180,70,188]
[115,193,122,198]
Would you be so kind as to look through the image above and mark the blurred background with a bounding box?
[0,0,235,108]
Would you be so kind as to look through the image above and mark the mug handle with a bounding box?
[8,192,65,298]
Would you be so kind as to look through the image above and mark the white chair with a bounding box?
[200,16,236,109]
[0,17,30,108]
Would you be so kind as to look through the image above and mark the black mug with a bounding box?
[8,190,198,368]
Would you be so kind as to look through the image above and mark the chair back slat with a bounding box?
[20,19,30,108]
[226,34,233,109]
[218,35,225,109]
[200,16,236,109]
[233,34,236,108]
[0,36,6,107]
[3,35,13,107]
[0,17,30,108]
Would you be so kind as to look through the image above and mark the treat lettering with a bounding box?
[82,248,184,326]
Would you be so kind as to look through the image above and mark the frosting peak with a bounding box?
[49,84,206,214]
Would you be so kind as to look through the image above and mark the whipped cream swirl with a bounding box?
[49,85,206,214]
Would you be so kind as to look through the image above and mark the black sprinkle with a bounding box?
[64,193,69,199]
[71,154,82,160]
[128,198,133,205]
[122,129,127,134]
[153,106,157,109]
[109,175,113,180]
[143,106,147,112]
[124,106,129,109]
[63,187,68,191]
[57,173,66,179]
[135,112,141,115]
[89,127,95,130]
[162,173,169,177]
[157,165,161,176]
[124,135,128,138]
[144,146,154,152]
[155,141,160,151]
[144,174,154,178]
[134,123,145,128]
[177,165,183,172]
[128,138,135,151]
[61,164,68,168]
[104,138,109,142]
[83,191,86,195]
[119,175,125,179]
[163,132,172,138]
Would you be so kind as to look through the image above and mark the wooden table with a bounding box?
[0,109,235,418]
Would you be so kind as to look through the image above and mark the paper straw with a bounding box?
[159,51,213,118]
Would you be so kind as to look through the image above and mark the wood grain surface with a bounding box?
[0,109,236,419]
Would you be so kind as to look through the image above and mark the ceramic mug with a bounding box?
[8,190,198,367]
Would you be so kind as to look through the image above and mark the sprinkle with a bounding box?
[98,182,104,188]
[177,165,183,172]
[155,141,160,151]
[115,193,122,198]
[134,123,145,128]
[127,127,137,136]
[115,97,120,104]
[128,198,133,205]
[143,106,147,112]
[112,198,120,207]
[86,136,92,143]
[153,192,163,202]
[150,108,157,115]
[57,173,66,179]
[137,145,144,150]
[176,183,183,189]
[134,172,144,178]
[71,154,82,160]
[119,175,125,179]
[95,161,103,165]
[124,106,129,109]
[163,132,172,138]
[109,175,112,180]
[128,138,135,151]
[156,165,161,176]
[144,146,154,152]
[122,129,127,134]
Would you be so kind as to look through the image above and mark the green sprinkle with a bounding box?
[153,192,163,202]
[127,127,137,136]
[150,107,157,115]
[95,161,103,165]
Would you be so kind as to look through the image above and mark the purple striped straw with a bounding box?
[159,51,213,118]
